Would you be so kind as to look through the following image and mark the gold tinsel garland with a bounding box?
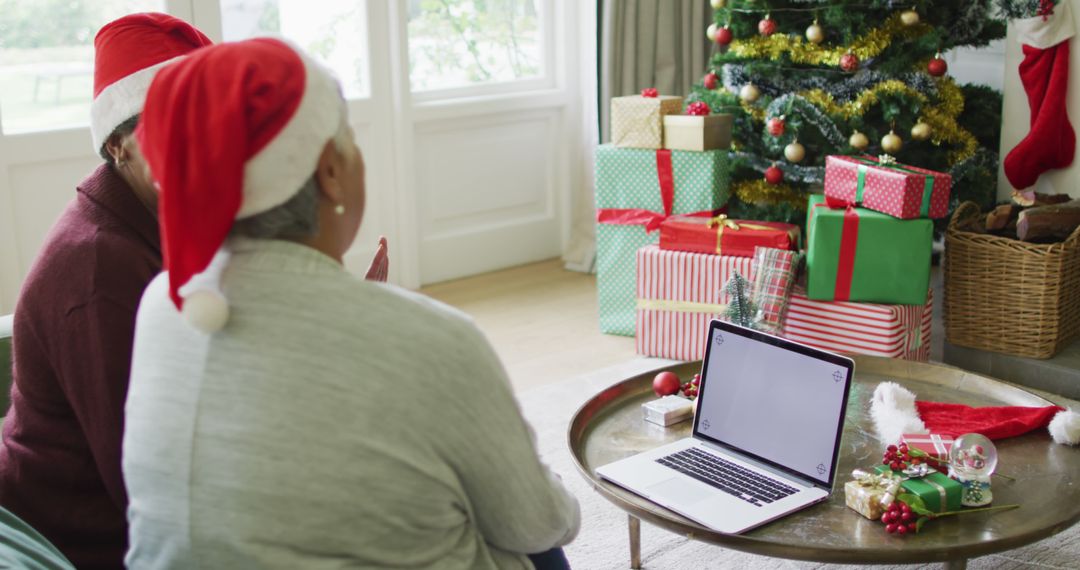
[729,14,929,65]
[733,180,806,209]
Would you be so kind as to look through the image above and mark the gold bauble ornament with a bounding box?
[784,140,806,163]
[911,121,932,141]
[739,83,761,103]
[806,20,825,44]
[881,130,903,153]
[849,130,870,151]
[707,23,718,42]
[900,9,920,26]
[710,0,726,8]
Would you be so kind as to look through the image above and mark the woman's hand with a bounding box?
[365,236,389,282]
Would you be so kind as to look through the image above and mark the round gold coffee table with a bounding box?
[568,356,1080,569]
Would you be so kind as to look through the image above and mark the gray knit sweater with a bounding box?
[122,238,580,569]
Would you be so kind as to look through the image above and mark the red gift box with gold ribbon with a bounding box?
[658,214,800,258]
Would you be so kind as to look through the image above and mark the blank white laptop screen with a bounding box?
[694,328,850,486]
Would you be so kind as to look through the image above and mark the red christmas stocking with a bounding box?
[1004,2,1077,190]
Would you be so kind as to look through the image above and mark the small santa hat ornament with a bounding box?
[136,38,344,333]
[871,382,1080,446]
[90,13,211,153]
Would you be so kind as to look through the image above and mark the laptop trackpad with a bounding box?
[645,478,712,505]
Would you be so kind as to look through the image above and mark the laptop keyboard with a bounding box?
[656,447,799,507]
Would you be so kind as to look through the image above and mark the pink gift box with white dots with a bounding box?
[824,155,952,219]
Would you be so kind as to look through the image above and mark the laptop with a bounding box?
[596,320,854,534]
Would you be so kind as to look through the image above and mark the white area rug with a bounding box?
[518,358,1080,569]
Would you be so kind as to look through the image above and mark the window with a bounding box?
[220,0,370,99]
[0,0,163,134]
[407,0,545,93]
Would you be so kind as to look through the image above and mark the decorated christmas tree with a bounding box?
[688,0,1008,225]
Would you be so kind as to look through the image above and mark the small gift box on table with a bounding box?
[611,92,684,149]
[635,245,753,360]
[659,214,800,258]
[844,471,902,520]
[874,465,963,513]
[780,285,932,361]
[805,194,933,305]
[663,114,732,151]
[824,155,952,219]
[902,433,955,473]
[595,144,730,336]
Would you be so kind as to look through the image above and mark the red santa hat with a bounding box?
[136,38,344,332]
[871,382,1080,446]
[90,13,212,152]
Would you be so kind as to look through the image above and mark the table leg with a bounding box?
[628,514,641,569]
[943,559,967,570]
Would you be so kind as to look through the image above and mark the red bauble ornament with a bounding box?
[840,52,859,72]
[766,115,786,136]
[716,25,733,46]
[764,164,784,185]
[686,101,711,116]
[703,71,719,90]
[758,15,777,36]
[641,87,659,97]
[653,371,681,397]
[927,55,948,77]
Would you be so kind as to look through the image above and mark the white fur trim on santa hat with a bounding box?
[1014,0,1076,50]
[238,48,343,219]
[870,382,927,445]
[1049,408,1080,445]
[178,249,231,333]
[90,56,182,153]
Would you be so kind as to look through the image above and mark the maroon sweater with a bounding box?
[0,164,160,569]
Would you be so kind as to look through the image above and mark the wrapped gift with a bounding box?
[659,214,800,257]
[781,285,932,361]
[663,114,732,151]
[875,465,962,513]
[751,247,801,335]
[611,94,684,149]
[805,194,932,305]
[844,471,903,520]
[635,245,753,360]
[596,145,730,336]
[902,433,955,473]
[824,155,952,219]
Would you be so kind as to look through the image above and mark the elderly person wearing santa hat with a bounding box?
[122,38,579,570]
[0,14,212,569]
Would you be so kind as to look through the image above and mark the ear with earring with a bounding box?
[334,204,345,215]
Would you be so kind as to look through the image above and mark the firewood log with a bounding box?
[1017,200,1080,242]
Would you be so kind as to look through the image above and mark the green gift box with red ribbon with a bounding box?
[595,144,730,336]
[806,194,932,305]
[824,155,951,219]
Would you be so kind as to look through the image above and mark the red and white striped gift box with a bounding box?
[635,245,754,361]
[781,286,932,361]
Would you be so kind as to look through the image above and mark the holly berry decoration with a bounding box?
[766,115,786,136]
[849,130,870,151]
[805,19,824,44]
[681,374,702,399]
[880,499,921,536]
[927,54,948,77]
[739,83,760,103]
[882,443,916,471]
[900,8,920,26]
[703,71,719,90]
[715,25,733,46]
[911,121,932,141]
[641,87,659,98]
[764,164,784,185]
[686,101,711,116]
[840,52,859,72]
[881,130,903,153]
[784,140,806,163]
[652,371,681,397]
[758,14,777,37]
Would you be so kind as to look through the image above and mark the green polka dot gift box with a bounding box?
[595,144,730,336]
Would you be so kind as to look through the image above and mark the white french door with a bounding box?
[0,0,584,313]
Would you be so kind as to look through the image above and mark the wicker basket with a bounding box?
[944,201,1080,359]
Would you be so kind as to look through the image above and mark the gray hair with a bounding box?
[230,110,353,241]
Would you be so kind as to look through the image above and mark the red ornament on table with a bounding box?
[686,101,710,116]
[840,52,860,72]
[927,55,948,77]
[703,71,718,90]
[764,164,784,185]
[767,115,786,136]
[716,25,733,46]
[758,14,777,36]
[653,371,681,397]
[641,87,659,98]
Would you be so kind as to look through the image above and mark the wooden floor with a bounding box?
[421,259,637,392]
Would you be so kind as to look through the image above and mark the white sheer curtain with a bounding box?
[562,0,711,272]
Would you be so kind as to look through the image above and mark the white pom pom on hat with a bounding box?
[1049,409,1080,445]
